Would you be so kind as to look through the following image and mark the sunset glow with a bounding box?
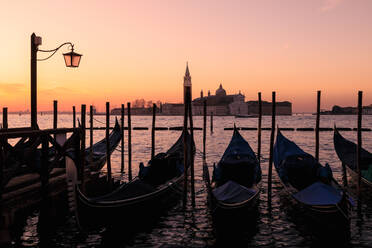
[1,0,372,112]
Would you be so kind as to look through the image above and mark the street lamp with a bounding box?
[30,33,82,128]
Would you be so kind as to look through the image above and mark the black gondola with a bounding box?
[209,126,261,215]
[67,118,122,172]
[334,127,372,187]
[73,130,195,228]
[273,129,347,216]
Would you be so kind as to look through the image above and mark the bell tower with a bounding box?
[184,62,191,88]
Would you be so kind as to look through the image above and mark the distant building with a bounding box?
[111,107,158,115]
[246,101,292,115]
[192,84,246,115]
[161,103,184,115]
[91,106,97,114]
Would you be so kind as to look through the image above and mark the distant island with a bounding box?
[112,84,292,116]
[320,105,372,115]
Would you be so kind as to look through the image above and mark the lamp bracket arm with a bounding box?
[38,42,74,53]
[37,42,74,61]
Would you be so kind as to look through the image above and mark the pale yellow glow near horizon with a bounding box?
[0,0,371,112]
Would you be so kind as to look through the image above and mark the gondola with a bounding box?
[1,136,42,188]
[66,118,122,172]
[73,130,195,228]
[209,126,261,215]
[273,129,347,215]
[334,127,372,187]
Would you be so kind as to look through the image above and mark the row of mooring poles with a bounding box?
[72,101,136,186]
[90,105,94,159]
[148,101,196,205]
[266,90,324,202]
[121,104,125,173]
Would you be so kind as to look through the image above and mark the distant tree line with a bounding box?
[131,99,162,108]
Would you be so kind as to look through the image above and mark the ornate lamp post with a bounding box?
[30,33,82,128]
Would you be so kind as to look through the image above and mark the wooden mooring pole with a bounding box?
[127,102,132,181]
[183,99,189,208]
[53,100,58,129]
[257,93,262,164]
[341,162,348,187]
[203,99,207,160]
[188,95,195,207]
[210,112,213,133]
[90,105,94,152]
[106,102,112,188]
[41,135,49,199]
[315,91,321,161]
[53,100,57,140]
[2,108,8,130]
[3,108,8,143]
[80,104,86,190]
[121,104,125,173]
[73,106,76,128]
[151,104,156,160]
[357,91,363,198]
[268,92,276,198]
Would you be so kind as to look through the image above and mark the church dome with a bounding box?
[215,84,226,96]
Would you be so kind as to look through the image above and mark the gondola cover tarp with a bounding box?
[293,182,342,205]
[212,180,256,204]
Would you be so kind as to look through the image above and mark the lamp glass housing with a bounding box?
[63,51,82,67]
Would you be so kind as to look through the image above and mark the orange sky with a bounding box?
[1,0,372,112]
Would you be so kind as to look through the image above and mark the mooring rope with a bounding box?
[168,182,184,196]
[92,116,118,125]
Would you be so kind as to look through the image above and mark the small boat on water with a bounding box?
[234,114,258,118]
[273,129,347,216]
[73,130,195,228]
[209,126,261,215]
[334,127,372,187]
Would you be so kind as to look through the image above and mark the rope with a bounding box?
[168,182,184,196]
[92,116,117,125]
[195,187,206,195]
[335,202,350,220]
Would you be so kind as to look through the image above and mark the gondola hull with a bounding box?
[208,128,262,217]
[274,130,348,218]
[334,128,372,188]
[345,166,372,188]
[76,175,185,228]
[73,130,195,230]
[210,184,260,216]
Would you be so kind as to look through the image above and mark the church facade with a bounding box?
[192,84,246,115]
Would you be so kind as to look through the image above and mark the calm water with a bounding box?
[6,114,372,247]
